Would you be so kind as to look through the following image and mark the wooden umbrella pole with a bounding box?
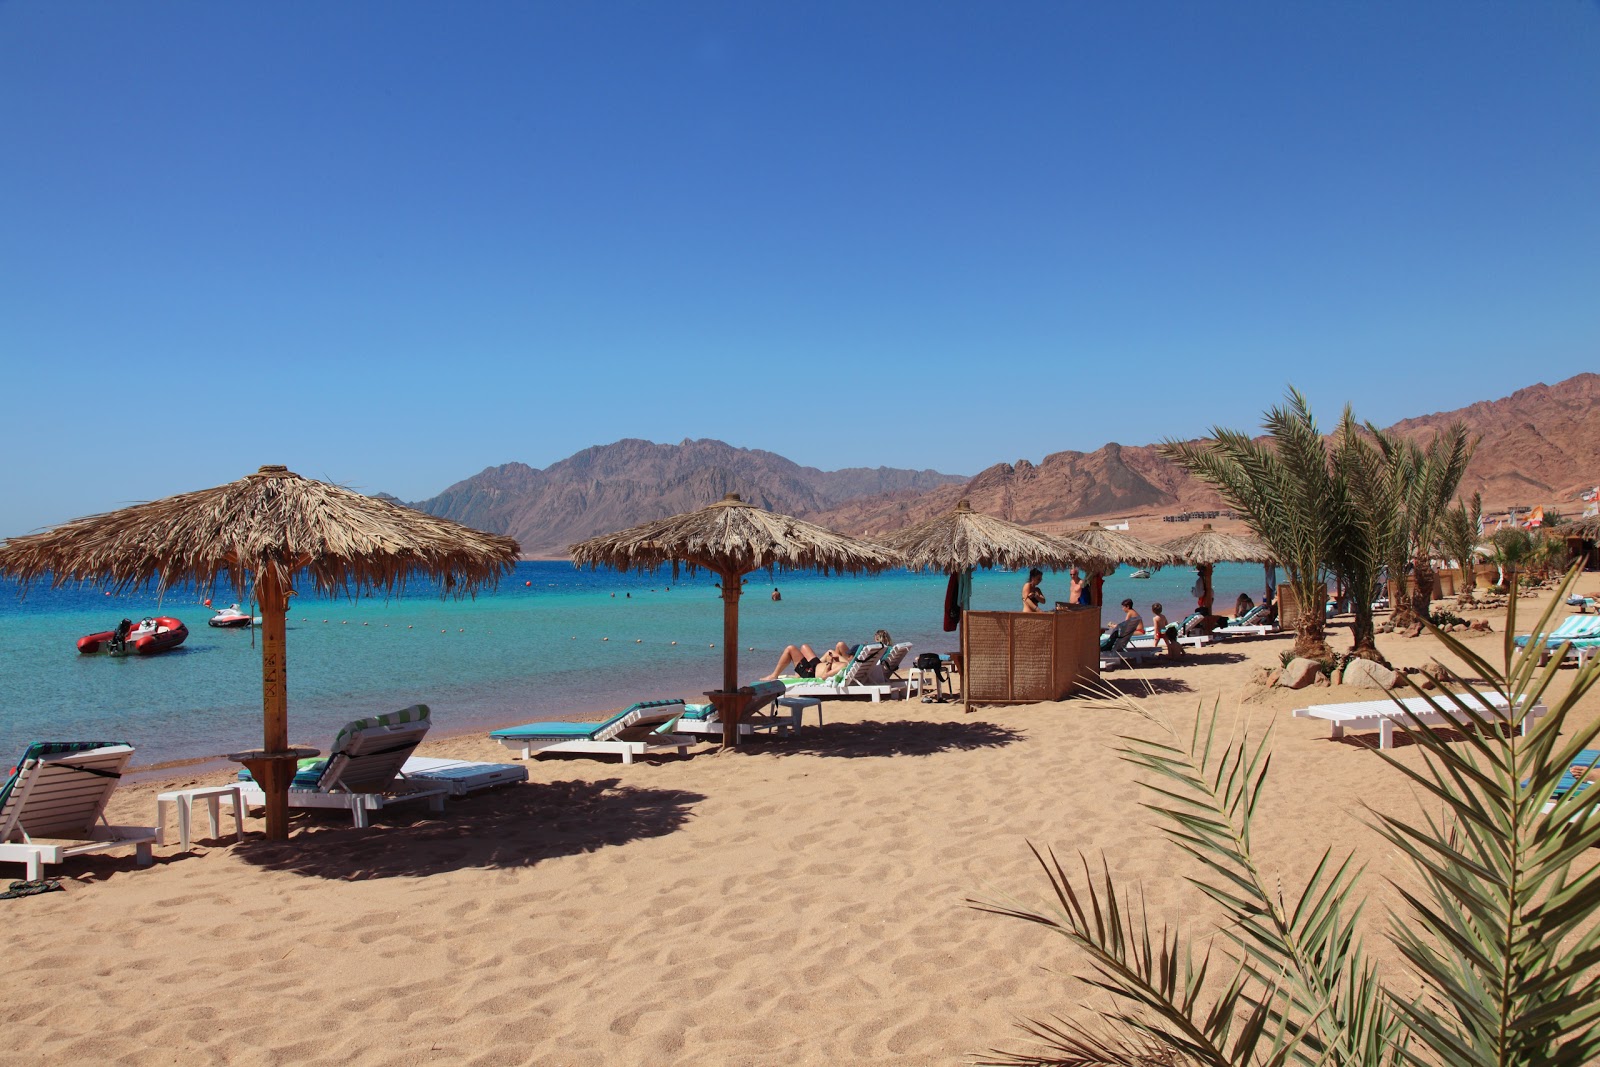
[257,567,291,840]
[716,569,745,750]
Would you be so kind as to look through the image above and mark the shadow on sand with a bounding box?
[231,777,705,880]
[1096,676,1197,697]
[762,718,1024,759]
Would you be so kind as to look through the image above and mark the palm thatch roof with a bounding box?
[0,465,520,595]
[882,499,1087,573]
[1158,522,1275,566]
[569,493,900,577]
[1054,521,1173,570]
[1562,515,1600,541]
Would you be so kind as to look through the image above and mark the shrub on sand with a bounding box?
[973,564,1600,1067]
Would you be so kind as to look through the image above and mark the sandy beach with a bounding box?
[6,584,1598,1066]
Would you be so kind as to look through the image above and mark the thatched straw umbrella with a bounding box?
[0,465,519,840]
[883,500,1090,575]
[1053,522,1172,606]
[883,499,1102,622]
[569,493,900,748]
[1158,522,1275,614]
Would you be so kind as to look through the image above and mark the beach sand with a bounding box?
[5,584,1598,1066]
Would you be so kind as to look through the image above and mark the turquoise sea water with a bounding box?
[0,561,1271,766]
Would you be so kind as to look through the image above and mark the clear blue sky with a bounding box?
[3,2,1597,536]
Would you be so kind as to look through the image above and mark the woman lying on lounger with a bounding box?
[760,629,892,681]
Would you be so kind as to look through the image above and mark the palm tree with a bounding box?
[1160,388,1337,660]
[1370,423,1476,626]
[1488,526,1536,592]
[1438,493,1484,596]
[1331,409,1391,660]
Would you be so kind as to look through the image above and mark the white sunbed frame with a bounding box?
[493,702,697,764]
[1292,692,1547,750]
[237,718,450,828]
[398,757,529,797]
[780,643,922,702]
[0,744,157,880]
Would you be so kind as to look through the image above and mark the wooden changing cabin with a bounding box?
[961,605,1101,710]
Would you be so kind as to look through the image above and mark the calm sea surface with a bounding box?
[0,561,1269,766]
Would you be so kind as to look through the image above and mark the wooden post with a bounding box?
[717,570,743,749]
[257,567,291,840]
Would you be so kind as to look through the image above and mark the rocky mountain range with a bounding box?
[812,371,1600,537]
[400,438,964,557]
[397,372,1598,556]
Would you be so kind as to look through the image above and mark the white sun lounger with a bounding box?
[237,705,450,828]
[399,757,529,796]
[1292,693,1547,749]
[0,742,157,880]
[779,643,921,702]
[490,700,697,763]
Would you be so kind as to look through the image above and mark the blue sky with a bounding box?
[3,2,1597,536]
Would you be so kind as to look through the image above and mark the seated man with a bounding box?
[1100,599,1146,653]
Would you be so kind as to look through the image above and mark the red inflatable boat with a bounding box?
[77,617,189,656]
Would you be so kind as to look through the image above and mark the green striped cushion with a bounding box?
[1,741,131,818]
[330,704,431,756]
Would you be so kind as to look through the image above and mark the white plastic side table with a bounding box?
[157,785,246,851]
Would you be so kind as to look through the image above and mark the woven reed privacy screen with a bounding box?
[1276,583,1326,632]
[961,607,1100,708]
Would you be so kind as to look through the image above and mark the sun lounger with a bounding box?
[0,741,157,880]
[673,681,798,740]
[1100,644,1157,669]
[778,643,921,702]
[1541,750,1600,815]
[399,757,529,796]
[1564,596,1596,613]
[1291,693,1547,749]
[1513,614,1600,650]
[237,705,450,827]
[1125,632,1212,654]
[490,700,696,763]
[1214,606,1280,638]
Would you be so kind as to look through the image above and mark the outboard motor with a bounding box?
[109,618,133,654]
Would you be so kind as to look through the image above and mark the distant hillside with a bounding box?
[1387,372,1600,508]
[394,373,1598,556]
[402,438,965,557]
[808,372,1599,535]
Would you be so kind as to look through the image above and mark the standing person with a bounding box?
[770,587,781,601]
[1068,568,1085,605]
[1022,569,1046,612]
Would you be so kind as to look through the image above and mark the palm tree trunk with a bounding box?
[1347,575,1383,661]
[1288,575,1330,660]
[1409,557,1435,622]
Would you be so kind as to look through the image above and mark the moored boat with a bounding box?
[77,617,189,656]
[208,603,259,628]
[1130,569,1151,579]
